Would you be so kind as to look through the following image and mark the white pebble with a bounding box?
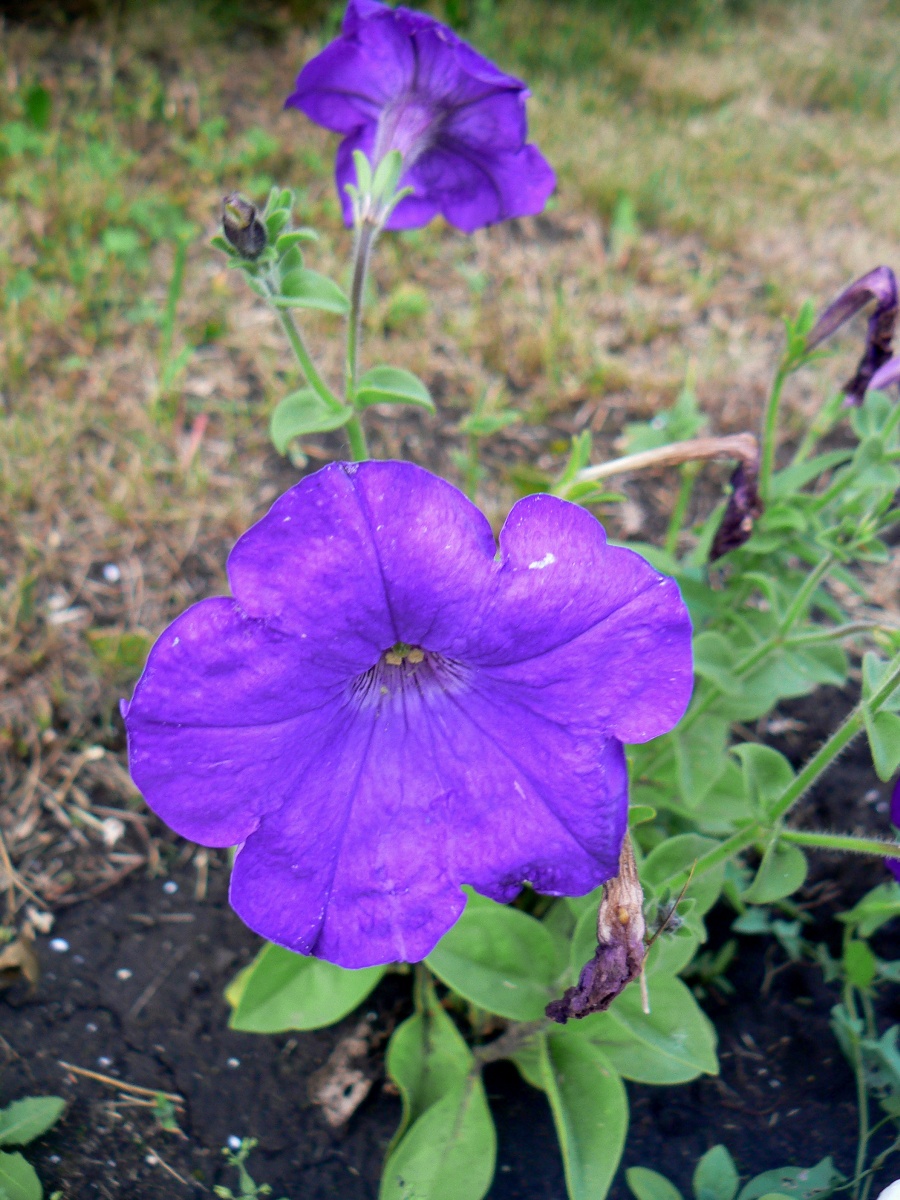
[103,563,121,583]
[226,1057,240,1069]
[875,1184,900,1200]
[163,881,178,894]
[97,1057,113,1068]
[227,1135,242,1150]
[49,938,69,953]
[86,1022,98,1033]
[49,1155,61,1165]
[145,1153,158,1165]
[116,969,132,981]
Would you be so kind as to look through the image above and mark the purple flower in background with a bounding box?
[286,0,556,233]
[806,266,898,406]
[123,462,692,969]
[887,779,900,882]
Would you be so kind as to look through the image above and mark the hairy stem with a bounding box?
[270,294,343,414]
[779,830,900,858]
[759,360,789,499]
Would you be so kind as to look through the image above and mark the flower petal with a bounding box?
[389,141,555,233]
[124,598,343,846]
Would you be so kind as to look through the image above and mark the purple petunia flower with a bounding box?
[285,0,556,233]
[887,779,900,882]
[806,266,898,406]
[122,462,692,969]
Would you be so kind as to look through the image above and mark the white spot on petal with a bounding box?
[528,552,556,570]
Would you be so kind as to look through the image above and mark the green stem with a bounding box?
[759,360,789,499]
[345,415,368,462]
[779,830,900,859]
[790,391,846,467]
[667,823,763,890]
[270,295,343,414]
[845,977,869,1200]
[768,653,900,823]
[346,221,376,401]
[643,554,836,775]
[664,462,699,558]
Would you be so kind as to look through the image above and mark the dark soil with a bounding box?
[3,692,899,1199]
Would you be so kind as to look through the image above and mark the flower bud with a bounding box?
[807,266,898,406]
[222,193,267,260]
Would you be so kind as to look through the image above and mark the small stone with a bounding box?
[226,1057,240,1069]
[103,563,121,583]
[97,1057,113,1068]
[49,938,69,953]
[163,881,179,895]
[227,1135,242,1150]
[116,968,133,981]
[86,1022,98,1033]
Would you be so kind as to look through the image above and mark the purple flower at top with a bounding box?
[123,461,692,969]
[286,0,556,233]
[887,779,900,882]
[806,266,898,406]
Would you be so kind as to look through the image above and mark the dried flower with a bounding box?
[285,0,555,233]
[123,462,692,968]
[806,266,898,406]
[709,457,764,562]
[546,833,646,1022]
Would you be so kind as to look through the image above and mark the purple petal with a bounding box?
[870,356,900,393]
[388,142,555,233]
[807,266,898,350]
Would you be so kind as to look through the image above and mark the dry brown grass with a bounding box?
[0,1,896,908]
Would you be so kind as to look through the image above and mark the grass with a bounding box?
[1,0,899,901]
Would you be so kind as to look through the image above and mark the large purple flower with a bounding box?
[123,462,692,968]
[285,0,556,233]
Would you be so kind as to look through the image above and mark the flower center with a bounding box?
[349,644,469,712]
[375,95,443,169]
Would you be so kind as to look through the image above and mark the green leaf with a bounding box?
[355,365,434,411]
[732,744,795,817]
[863,653,900,712]
[539,1034,627,1200]
[627,1167,685,1200]
[694,1146,739,1200]
[0,1152,41,1200]
[379,1075,495,1200]
[275,229,318,254]
[843,939,877,990]
[628,805,657,827]
[692,632,740,694]
[227,942,384,1032]
[864,707,900,781]
[385,984,472,1151]
[275,268,350,314]
[642,834,725,917]
[458,411,520,437]
[0,1098,64,1147]
[743,841,807,904]
[269,388,352,453]
[840,882,900,938]
[426,895,560,1021]
[673,717,731,808]
[561,974,718,1085]
[736,1159,842,1200]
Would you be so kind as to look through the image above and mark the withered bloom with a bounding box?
[546,833,646,1023]
[222,193,267,260]
[806,266,898,406]
[709,458,764,562]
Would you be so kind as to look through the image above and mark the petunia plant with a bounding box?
[124,2,900,1197]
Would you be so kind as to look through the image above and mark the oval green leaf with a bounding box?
[540,1034,628,1200]
[563,974,718,1085]
[355,365,434,411]
[0,1097,65,1147]
[0,1151,41,1200]
[269,388,352,453]
[227,942,384,1032]
[379,1075,496,1200]
[426,898,560,1021]
[627,1167,685,1200]
[275,268,350,314]
[743,840,807,905]
[694,1145,739,1200]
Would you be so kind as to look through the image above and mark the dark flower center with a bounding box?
[350,643,469,712]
